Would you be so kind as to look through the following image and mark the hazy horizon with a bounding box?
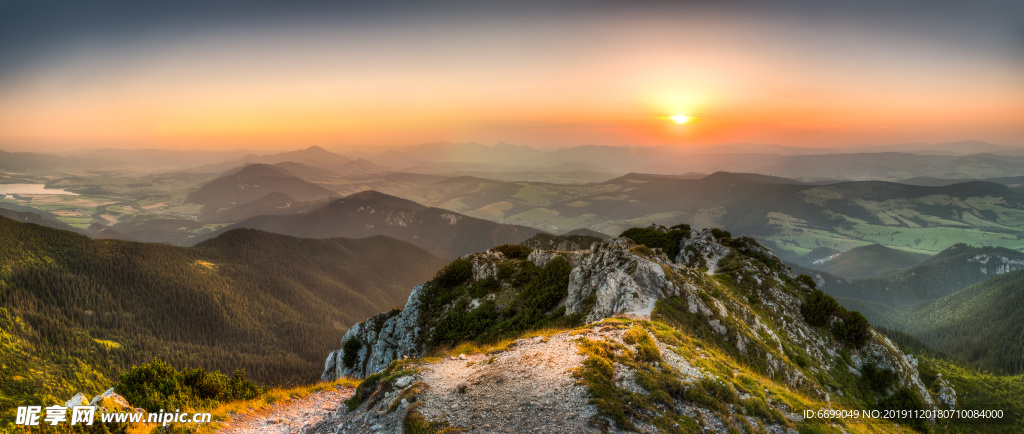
[15,139,1023,158]
[1,0,1022,153]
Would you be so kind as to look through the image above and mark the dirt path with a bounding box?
[413,333,599,433]
[216,385,355,433]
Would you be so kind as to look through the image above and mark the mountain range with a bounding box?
[186,163,340,222]
[383,172,1024,260]
[198,190,545,258]
[194,146,388,175]
[359,141,1024,180]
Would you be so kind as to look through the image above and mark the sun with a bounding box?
[670,115,692,124]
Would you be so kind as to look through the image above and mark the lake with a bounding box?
[0,184,78,195]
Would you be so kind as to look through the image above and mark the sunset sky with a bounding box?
[0,0,1022,152]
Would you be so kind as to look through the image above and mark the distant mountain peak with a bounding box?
[702,171,801,185]
[233,163,291,178]
[331,190,429,212]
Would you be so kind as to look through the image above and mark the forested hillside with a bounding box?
[822,243,1024,308]
[0,217,445,413]
[802,243,930,279]
[902,269,1024,374]
[811,246,1024,376]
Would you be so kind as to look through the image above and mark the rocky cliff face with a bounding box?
[564,237,681,323]
[319,227,943,432]
[322,284,426,381]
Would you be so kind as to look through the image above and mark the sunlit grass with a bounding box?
[93,339,121,349]
[150,377,361,434]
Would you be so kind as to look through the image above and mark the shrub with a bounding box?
[432,258,474,290]
[619,227,689,259]
[342,338,363,369]
[800,289,839,327]
[800,290,872,348]
[496,262,516,279]
[876,388,928,431]
[115,359,263,412]
[492,244,533,260]
[468,277,501,298]
[833,309,872,349]
[421,258,474,308]
[861,363,897,393]
[709,228,732,240]
[796,274,817,289]
[427,256,574,347]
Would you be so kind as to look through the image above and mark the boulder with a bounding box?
[65,392,89,408]
[89,388,133,411]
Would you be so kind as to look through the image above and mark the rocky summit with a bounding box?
[315,227,945,433]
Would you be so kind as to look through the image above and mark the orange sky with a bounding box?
[0,3,1021,152]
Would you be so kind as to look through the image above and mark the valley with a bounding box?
[2,143,1024,432]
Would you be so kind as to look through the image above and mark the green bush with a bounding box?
[801,290,872,348]
[432,258,474,290]
[619,227,689,259]
[496,262,516,279]
[468,277,501,298]
[492,244,533,260]
[833,309,872,349]
[796,274,817,289]
[421,258,475,308]
[800,289,839,327]
[342,338,363,369]
[427,256,575,347]
[115,359,263,412]
[861,363,897,393]
[709,228,732,240]
[875,388,928,431]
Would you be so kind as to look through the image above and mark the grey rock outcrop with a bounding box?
[935,374,958,409]
[677,229,732,273]
[565,238,680,323]
[323,284,427,380]
[65,388,139,414]
[90,387,133,410]
[65,392,89,408]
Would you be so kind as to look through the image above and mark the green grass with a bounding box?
[93,339,121,349]
[766,215,1024,256]
[917,357,1024,433]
